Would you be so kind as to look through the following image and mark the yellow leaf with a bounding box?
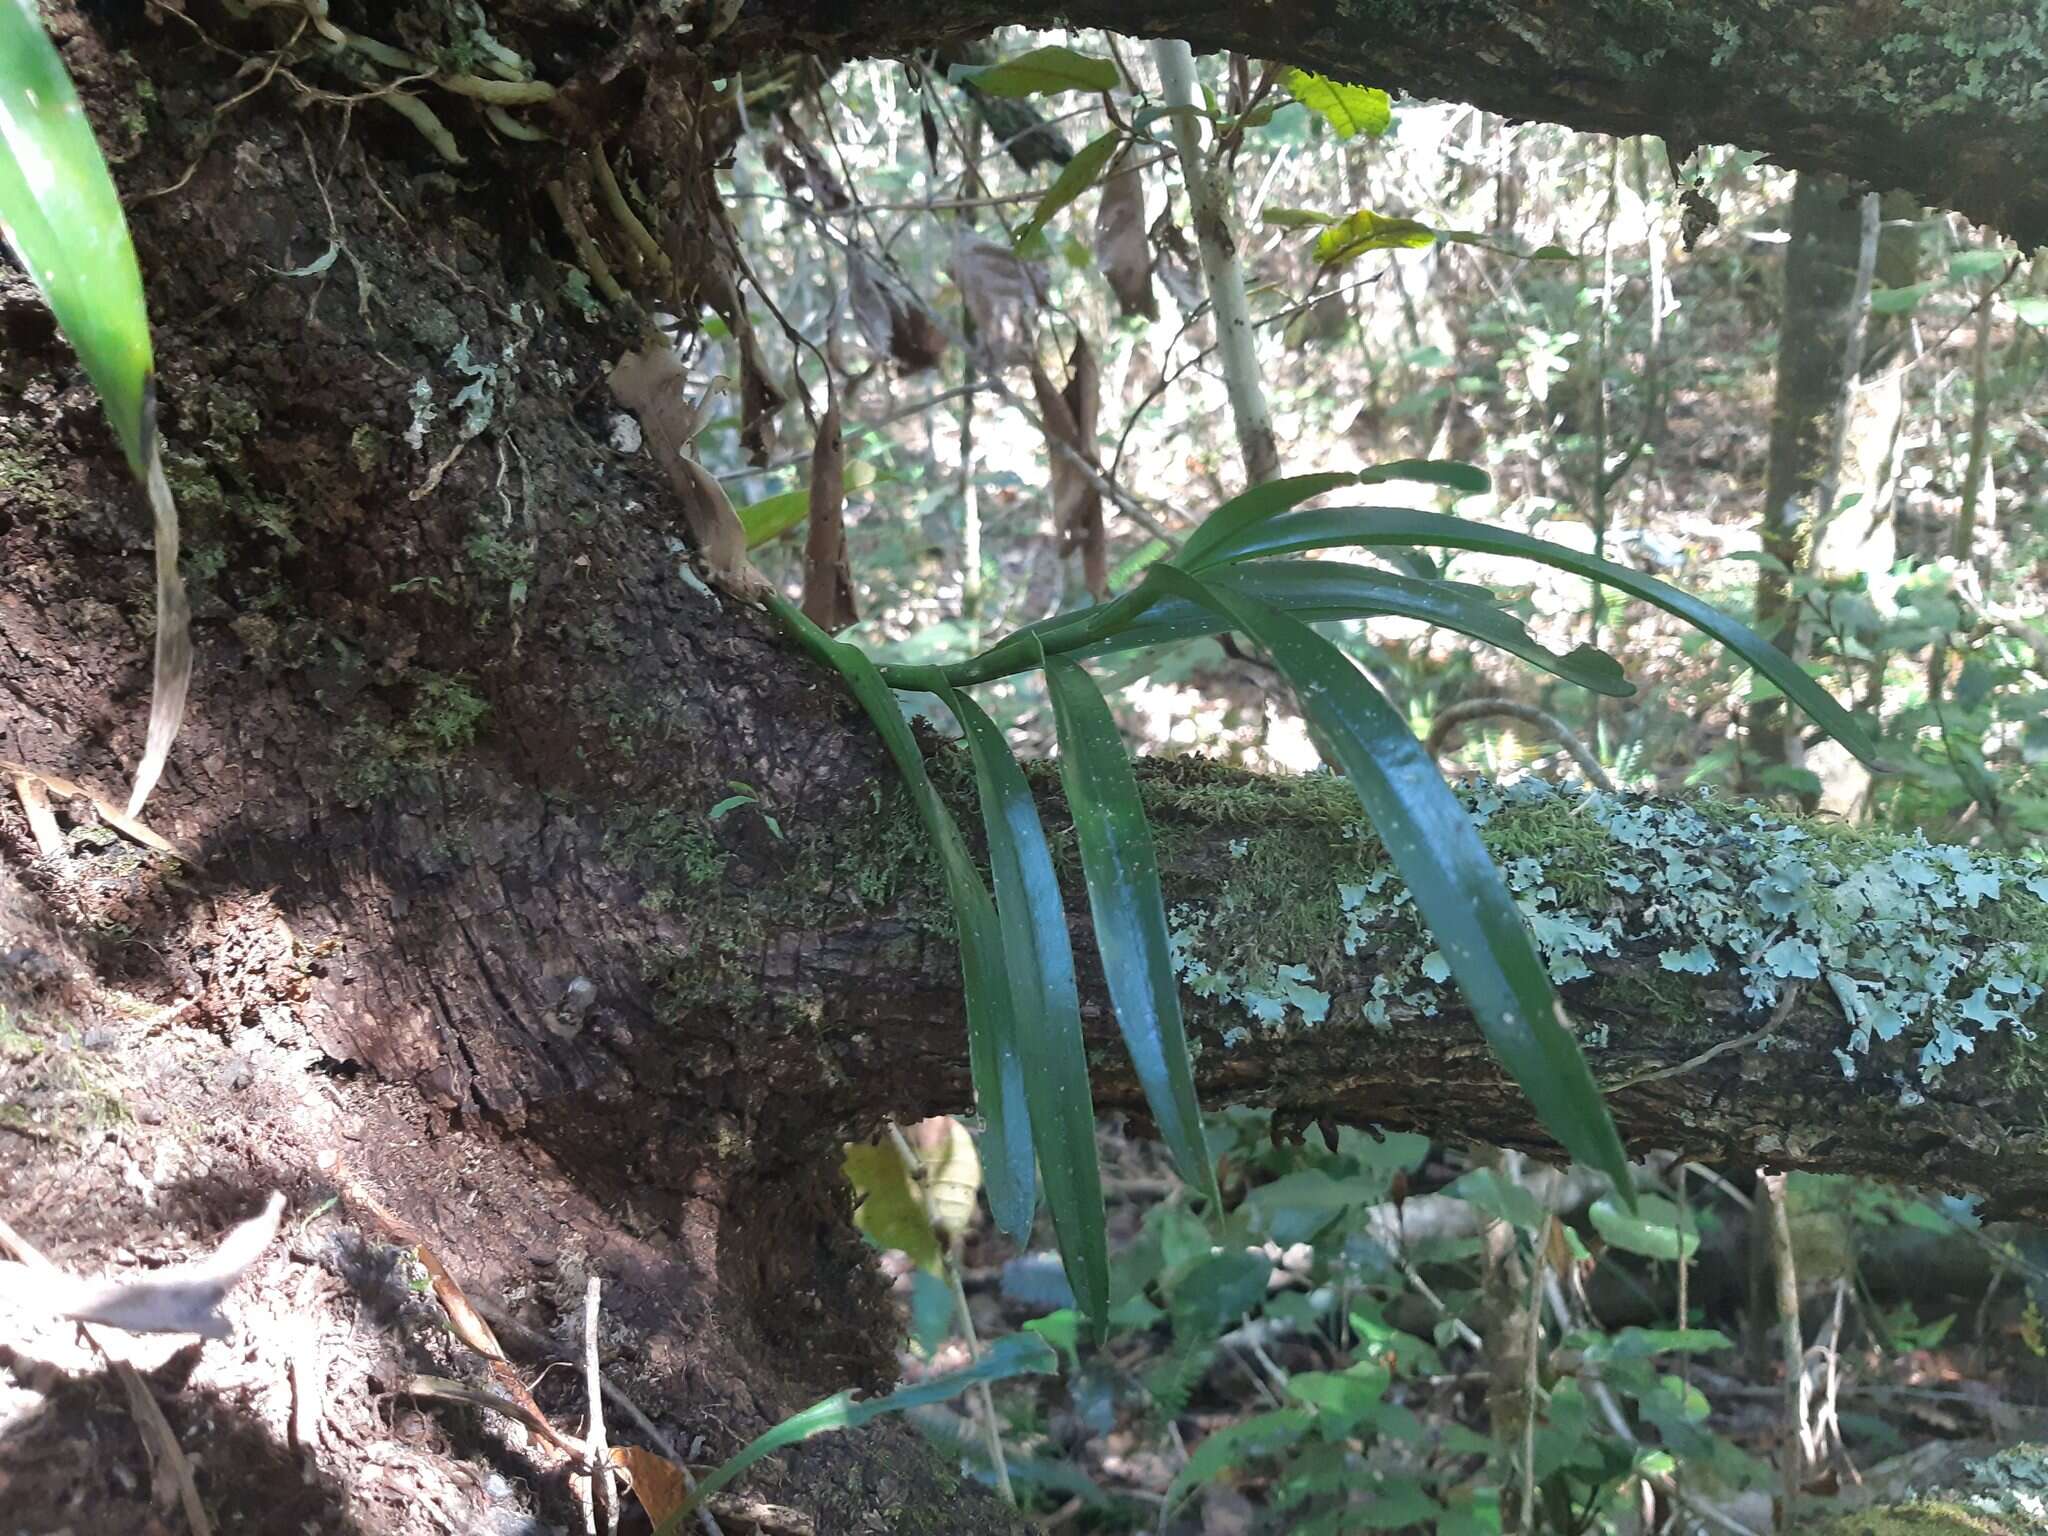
[909,1116,983,1242]
[1313,209,1437,268]
[843,1141,943,1272]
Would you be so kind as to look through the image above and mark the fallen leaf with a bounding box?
[613,1445,690,1526]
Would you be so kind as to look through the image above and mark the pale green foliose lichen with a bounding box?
[1169,774,2047,1103]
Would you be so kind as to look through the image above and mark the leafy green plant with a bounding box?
[770,463,1884,1337]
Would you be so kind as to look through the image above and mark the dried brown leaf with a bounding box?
[1028,339,1108,598]
[801,402,858,632]
[1094,144,1157,321]
[608,342,766,598]
[952,231,1048,369]
[848,252,946,374]
[613,1445,690,1526]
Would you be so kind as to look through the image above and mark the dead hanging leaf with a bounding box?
[736,325,785,467]
[848,251,947,374]
[951,230,1049,369]
[613,1445,690,1527]
[0,1191,284,1339]
[1028,337,1107,599]
[774,112,852,211]
[801,402,858,632]
[1094,144,1157,321]
[906,1116,982,1244]
[1150,211,1204,315]
[843,1140,943,1273]
[608,341,767,599]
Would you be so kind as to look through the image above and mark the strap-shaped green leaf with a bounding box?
[1149,566,1634,1199]
[0,0,153,473]
[1061,560,1632,697]
[1172,471,1358,573]
[943,684,1110,1341]
[1041,656,1221,1212]
[1173,461,1486,574]
[767,594,1037,1237]
[1184,506,1883,767]
[658,1333,1058,1531]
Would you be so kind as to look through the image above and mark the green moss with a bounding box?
[603,803,729,908]
[333,671,491,805]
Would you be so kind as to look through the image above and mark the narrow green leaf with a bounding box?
[0,0,153,471]
[1279,69,1392,140]
[1355,458,1490,496]
[952,45,1120,98]
[659,1334,1058,1531]
[766,594,1036,1236]
[1062,559,1633,697]
[1148,567,1633,1197]
[1313,209,1436,267]
[1041,656,1221,1211]
[737,485,810,547]
[1185,506,1884,767]
[1173,471,1359,573]
[943,684,1111,1342]
[1015,129,1122,247]
[1174,461,1483,574]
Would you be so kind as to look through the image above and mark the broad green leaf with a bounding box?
[1262,206,1341,231]
[952,45,1119,98]
[657,1333,1058,1531]
[1446,1167,1550,1232]
[1015,129,1122,247]
[944,684,1111,1340]
[1148,567,1633,1197]
[843,1140,944,1273]
[1869,280,1935,316]
[1063,559,1633,697]
[1313,209,1436,267]
[1185,506,1884,766]
[1590,1193,1698,1260]
[1169,1249,1271,1333]
[766,595,1036,1236]
[0,0,153,471]
[1279,69,1391,140]
[1042,657,1221,1212]
[737,486,810,546]
[1949,249,2008,279]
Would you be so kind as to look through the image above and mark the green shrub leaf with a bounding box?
[1147,566,1634,1198]
[944,683,1111,1340]
[952,45,1120,98]
[767,595,1037,1237]
[1042,656,1221,1212]
[1279,70,1392,141]
[1183,505,1883,766]
[1015,129,1122,247]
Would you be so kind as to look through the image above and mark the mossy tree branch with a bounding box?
[712,0,2048,249]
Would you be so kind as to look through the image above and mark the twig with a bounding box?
[1426,698,1614,790]
[1761,1169,1811,1523]
[586,1276,618,1535]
